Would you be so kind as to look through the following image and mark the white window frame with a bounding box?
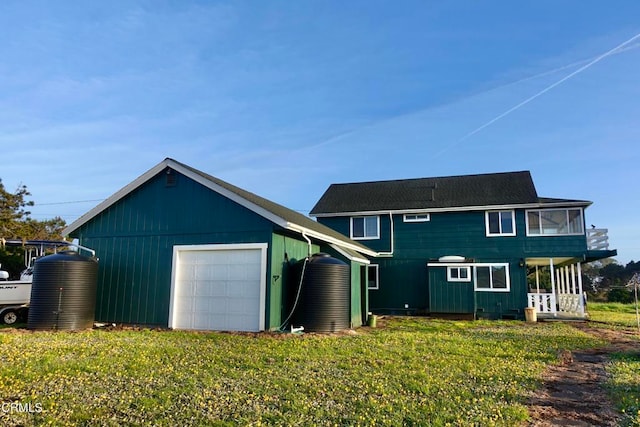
[403,213,430,223]
[485,210,516,237]
[447,266,471,282]
[350,216,380,240]
[473,263,510,292]
[367,264,379,290]
[525,208,584,236]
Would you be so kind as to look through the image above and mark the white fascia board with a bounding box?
[63,161,170,236]
[62,159,372,260]
[170,161,289,229]
[329,244,370,264]
[63,159,290,236]
[285,223,378,257]
[427,263,475,267]
[311,201,591,218]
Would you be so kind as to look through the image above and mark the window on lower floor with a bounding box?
[367,264,379,290]
[474,264,510,292]
[526,208,584,236]
[447,266,471,282]
[485,210,515,236]
[351,216,380,239]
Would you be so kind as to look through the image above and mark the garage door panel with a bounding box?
[171,244,266,332]
[227,297,258,313]
[211,266,228,280]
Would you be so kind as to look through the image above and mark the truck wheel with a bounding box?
[2,310,18,325]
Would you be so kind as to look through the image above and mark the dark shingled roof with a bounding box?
[176,160,375,250]
[311,171,590,215]
[64,158,375,256]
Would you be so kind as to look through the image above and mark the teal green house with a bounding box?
[310,171,617,320]
[63,158,375,331]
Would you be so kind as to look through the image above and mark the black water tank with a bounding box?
[294,253,350,332]
[28,251,98,331]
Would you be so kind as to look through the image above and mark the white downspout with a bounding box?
[302,232,312,257]
[376,212,394,257]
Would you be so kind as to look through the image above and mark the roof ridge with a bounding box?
[328,170,532,186]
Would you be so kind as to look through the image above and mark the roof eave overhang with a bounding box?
[63,159,377,259]
[285,223,377,258]
[328,244,371,264]
[311,200,592,218]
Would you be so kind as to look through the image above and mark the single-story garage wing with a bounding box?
[63,158,376,332]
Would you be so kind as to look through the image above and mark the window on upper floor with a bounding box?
[367,264,379,290]
[403,213,430,222]
[474,264,510,292]
[350,216,380,240]
[447,266,471,282]
[485,210,515,237]
[526,208,584,236]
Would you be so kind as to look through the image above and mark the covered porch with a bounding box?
[526,257,587,319]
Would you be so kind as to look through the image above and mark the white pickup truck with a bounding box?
[0,264,32,324]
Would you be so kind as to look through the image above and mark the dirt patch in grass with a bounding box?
[527,322,640,426]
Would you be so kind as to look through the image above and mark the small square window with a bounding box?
[403,213,430,222]
[447,266,471,282]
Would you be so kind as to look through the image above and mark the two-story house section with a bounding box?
[310,171,617,320]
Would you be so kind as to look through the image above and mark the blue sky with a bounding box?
[1,1,638,264]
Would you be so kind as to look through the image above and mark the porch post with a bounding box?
[570,264,577,294]
[550,258,557,316]
[535,265,540,294]
[577,262,584,313]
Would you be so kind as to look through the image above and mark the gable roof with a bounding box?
[310,171,591,216]
[63,158,376,257]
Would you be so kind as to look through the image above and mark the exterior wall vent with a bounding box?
[165,168,177,187]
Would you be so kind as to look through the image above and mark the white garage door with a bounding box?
[169,243,267,332]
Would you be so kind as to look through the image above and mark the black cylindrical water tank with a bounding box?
[28,251,98,331]
[293,253,350,332]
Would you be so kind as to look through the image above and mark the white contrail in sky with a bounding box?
[458,32,640,142]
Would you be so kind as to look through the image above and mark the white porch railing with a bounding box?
[528,293,585,317]
[558,294,584,314]
[528,260,587,318]
[528,293,556,314]
[586,228,609,250]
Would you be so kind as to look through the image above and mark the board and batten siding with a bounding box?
[269,234,319,330]
[70,170,276,327]
[319,209,586,316]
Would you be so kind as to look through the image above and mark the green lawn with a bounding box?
[588,302,640,426]
[589,302,640,328]
[0,319,604,426]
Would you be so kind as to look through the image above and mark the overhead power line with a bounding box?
[35,199,105,206]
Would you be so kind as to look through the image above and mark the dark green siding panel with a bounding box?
[321,211,588,260]
[369,258,428,314]
[428,267,474,314]
[269,234,319,331]
[317,216,392,253]
[427,261,529,317]
[73,170,275,326]
[319,210,589,314]
[475,262,528,319]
